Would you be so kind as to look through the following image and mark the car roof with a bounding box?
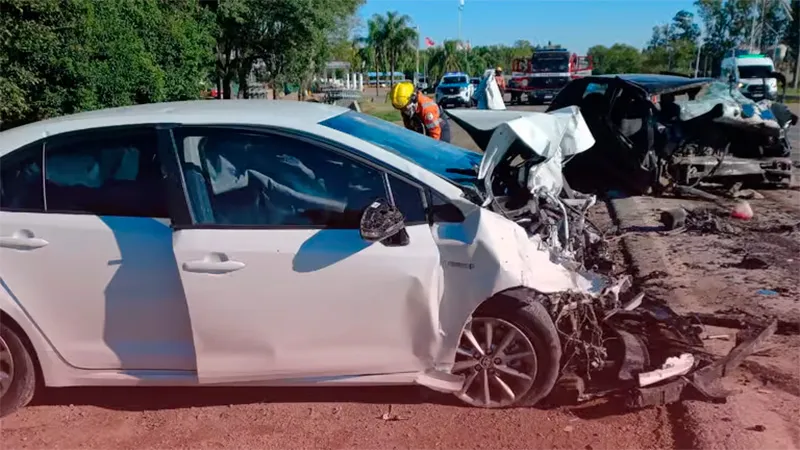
[0,100,347,157]
[583,74,714,95]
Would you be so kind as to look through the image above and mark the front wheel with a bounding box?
[0,326,37,417]
[452,296,561,408]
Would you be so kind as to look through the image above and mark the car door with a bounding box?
[0,127,195,371]
[167,126,443,383]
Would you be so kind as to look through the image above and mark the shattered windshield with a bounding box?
[738,65,773,79]
[320,110,483,193]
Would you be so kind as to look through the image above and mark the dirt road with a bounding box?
[2,102,798,450]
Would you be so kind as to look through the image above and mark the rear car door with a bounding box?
[0,127,194,372]
[167,126,442,383]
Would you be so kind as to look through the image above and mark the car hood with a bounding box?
[446,106,595,200]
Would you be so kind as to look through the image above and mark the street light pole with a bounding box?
[415,25,420,86]
[458,0,464,44]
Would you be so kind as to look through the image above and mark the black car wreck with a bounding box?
[543,74,797,195]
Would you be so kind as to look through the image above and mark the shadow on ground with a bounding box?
[31,385,465,412]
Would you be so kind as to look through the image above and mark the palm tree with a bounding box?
[362,14,387,95]
[428,40,463,82]
[380,11,417,89]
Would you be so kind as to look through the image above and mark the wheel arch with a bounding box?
[0,309,44,388]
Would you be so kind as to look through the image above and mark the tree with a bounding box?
[643,10,700,73]
[588,44,643,74]
[695,0,792,73]
[210,0,363,99]
[0,0,216,128]
[427,41,463,82]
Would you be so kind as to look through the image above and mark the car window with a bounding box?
[443,76,467,84]
[0,144,44,212]
[174,128,388,228]
[44,128,168,218]
[389,175,426,224]
[584,83,608,97]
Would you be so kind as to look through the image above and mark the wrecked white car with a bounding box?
[0,100,772,417]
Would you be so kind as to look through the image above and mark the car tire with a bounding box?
[0,326,37,418]
[453,291,561,408]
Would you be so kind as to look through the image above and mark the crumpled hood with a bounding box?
[446,106,595,199]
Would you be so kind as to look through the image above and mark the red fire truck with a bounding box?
[507,48,593,105]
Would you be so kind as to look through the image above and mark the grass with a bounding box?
[359,101,403,123]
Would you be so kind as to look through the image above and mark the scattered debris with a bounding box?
[638,354,695,387]
[746,425,766,432]
[732,255,769,270]
[683,207,738,234]
[756,289,779,296]
[731,200,754,220]
[688,311,800,336]
[379,405,406,421]
[731,188,764,200]
[660,208,687,231]
[563,425,574,433]
[704,334,731,341]
[628,320,777,408]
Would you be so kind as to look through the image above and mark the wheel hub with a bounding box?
[452,317,539,408]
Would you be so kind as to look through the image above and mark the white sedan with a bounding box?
[0,100,595,417]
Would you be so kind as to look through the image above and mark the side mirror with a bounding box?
[359,199,408,245]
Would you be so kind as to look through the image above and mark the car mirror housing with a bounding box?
[359,198,407,244]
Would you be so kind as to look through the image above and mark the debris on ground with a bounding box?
[684,207,739,234]
[730,254,769,270]
[731,200,754,220]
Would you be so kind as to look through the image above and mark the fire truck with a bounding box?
[507,48,593,105]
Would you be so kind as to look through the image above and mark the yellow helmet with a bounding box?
[390,81,416,110]
[496,66,503,72]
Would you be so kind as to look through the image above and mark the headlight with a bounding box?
[737,82,744,89]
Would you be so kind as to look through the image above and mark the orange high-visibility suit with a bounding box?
[401,93,451,142]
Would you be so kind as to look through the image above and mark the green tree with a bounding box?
[695,0,792,73]
[0,0,216,128]
[588,44,643,74]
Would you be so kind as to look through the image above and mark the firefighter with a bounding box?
[390,81,451,143]
[494,66,507,96]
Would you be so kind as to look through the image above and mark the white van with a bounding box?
[719,54,778,101]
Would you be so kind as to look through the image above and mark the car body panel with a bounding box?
[172,224,443,384]
[0,100,595,390]
[0,212,195,371]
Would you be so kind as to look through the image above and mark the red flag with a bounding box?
[425,37,435,47]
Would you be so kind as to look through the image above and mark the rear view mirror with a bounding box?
[359,199,408,245]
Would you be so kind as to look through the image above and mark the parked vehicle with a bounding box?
[719,52,779,101]
[0,100,612,416]
[508,48,593,104]
[435,72,475,108]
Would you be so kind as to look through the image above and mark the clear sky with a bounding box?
[357,0,699,54]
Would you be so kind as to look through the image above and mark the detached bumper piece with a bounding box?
[627,320,777,409]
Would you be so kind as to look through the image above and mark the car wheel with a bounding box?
[452,295,560,408]
[0,326,37,417]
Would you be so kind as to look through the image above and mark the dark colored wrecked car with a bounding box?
[546,74,796,195]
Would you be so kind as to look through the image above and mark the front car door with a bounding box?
[165,126,442,383]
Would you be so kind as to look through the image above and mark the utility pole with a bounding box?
[458,0,464,45]
[415,25,420,86]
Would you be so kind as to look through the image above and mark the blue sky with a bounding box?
[357,0,699,54]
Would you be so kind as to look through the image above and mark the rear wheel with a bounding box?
[0,326,37,417]
[452,296,561,408]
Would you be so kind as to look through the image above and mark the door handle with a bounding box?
[0,232,49,250]
[182,259,245,274]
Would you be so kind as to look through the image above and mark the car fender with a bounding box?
[430,206,594,370]
[0,282,64,385]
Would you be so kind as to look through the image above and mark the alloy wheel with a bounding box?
[453,317,538,408]
[0,335,14,399]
